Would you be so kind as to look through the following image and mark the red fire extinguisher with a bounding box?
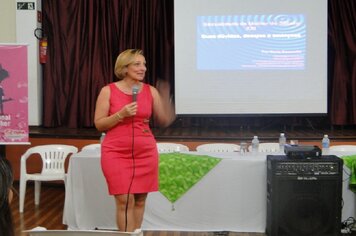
[39,37,48,64]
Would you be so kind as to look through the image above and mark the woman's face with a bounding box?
[126,55,146,81]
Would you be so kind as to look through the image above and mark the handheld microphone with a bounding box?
[132,85,139,102]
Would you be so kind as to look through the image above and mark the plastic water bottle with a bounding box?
[279,133,286,153]
[322,134,330,154]
[251,136,259,153]
[100,132,106,144]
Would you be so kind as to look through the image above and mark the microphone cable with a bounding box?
[124,115,136,232]
[124,89,138,232]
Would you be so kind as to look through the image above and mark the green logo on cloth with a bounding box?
[159,152,222,203]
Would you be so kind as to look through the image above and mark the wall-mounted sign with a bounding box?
[17,2,35,10]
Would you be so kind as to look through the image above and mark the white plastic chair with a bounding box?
[196,143,240,152]
[248,142,280,153]
[156,142,189,153]
[329,145,356,152]
[19,144,78,212]
[81,143,101,151]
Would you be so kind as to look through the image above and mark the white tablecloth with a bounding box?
[63,150,356,232]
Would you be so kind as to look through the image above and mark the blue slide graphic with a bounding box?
[197,14,306,70]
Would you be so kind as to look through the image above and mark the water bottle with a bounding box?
[321,134,330,154]
[251,136,259,153]
[100,132,106,144]
[279,133,286,153]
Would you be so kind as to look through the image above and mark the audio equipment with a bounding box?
[266,155,343,236]
[284,144,322,159]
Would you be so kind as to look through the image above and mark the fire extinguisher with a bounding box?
[39,37,48,64]
[34,28,47,64]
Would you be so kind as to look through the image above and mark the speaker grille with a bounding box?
[284,197,328,235]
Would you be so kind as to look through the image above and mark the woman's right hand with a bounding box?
[119,102,138,118]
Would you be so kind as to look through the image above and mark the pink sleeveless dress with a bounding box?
[101,83,158,195]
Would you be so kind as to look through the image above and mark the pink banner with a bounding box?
[0,45,29,144]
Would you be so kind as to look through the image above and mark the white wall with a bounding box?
[0,0,42,126]
[0,0,16,42]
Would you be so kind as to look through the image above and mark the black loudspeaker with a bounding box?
[266,155,343,236]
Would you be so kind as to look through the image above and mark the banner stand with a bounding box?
[0,45,29,146]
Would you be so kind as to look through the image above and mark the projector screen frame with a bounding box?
[174,0,328,116]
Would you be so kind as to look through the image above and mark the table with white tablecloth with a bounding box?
[63,150,356,232]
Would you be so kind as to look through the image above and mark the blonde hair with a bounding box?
[114,49,144,80]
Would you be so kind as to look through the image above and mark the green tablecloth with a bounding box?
[159,152,221,203]
[342,155,356,193]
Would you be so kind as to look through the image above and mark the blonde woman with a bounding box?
[94,49,175,232]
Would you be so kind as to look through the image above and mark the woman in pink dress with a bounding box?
[94,49,175,232]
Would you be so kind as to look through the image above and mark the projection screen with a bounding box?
[174,0,328,115]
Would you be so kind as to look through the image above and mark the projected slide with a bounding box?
[197,14,306,70]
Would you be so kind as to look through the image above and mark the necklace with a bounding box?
[118,80,140,94]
